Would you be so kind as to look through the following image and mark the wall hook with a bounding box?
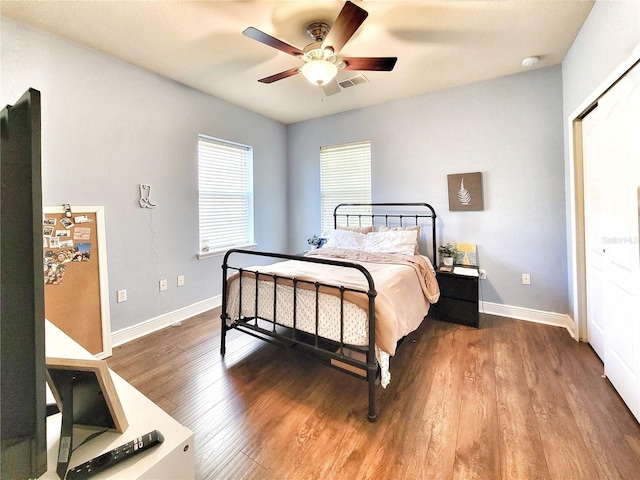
[139,184,157,209]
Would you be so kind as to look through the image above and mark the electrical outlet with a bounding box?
[177,275,185,287]
[522,273,531,285]
[479,269,487,280]
[117,289,127,303]
[159,279,168,291]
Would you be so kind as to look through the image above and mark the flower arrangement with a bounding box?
[307,235,321,248]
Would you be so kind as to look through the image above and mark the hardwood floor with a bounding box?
[107,310,640,479]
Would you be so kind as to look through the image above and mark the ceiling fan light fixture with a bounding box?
[301,60,338,86]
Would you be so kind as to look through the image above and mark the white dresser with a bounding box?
[39,321,195,479]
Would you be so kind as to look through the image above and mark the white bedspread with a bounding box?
[225,248,440,386]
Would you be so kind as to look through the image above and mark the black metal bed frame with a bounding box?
[220,202,437,422]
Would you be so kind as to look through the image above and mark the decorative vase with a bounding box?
[443,257,454,266]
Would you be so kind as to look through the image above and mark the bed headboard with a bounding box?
[333,202,438,266]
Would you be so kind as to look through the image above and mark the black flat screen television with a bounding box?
[0,88,46,478]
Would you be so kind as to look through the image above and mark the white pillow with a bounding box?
[379,225,421,254]
[323,229,367,250]
[364,229,418,256]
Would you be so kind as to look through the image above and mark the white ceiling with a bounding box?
[2,1,594,124]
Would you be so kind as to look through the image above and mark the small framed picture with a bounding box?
[46,357,128,433]
[43,225,54,237]
[447,172,484,211]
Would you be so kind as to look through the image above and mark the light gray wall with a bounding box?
[288,66,567,314]
[1,18,288,332]
[561,1,640,321]
[7,2,632,330]
[562,1,640,115]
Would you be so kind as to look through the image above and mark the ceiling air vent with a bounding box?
[338,74,369,89]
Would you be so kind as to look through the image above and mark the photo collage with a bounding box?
[43,214,93,285]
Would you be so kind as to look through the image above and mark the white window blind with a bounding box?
[198,135,253,254]
[320,140,372,233]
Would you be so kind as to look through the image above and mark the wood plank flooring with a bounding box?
[107,310,640,479]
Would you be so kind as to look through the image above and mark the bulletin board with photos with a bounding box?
[43,205,111,357]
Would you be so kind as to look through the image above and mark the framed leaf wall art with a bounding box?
[447,172,484,211]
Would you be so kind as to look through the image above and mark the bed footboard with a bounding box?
[221,249,379,422]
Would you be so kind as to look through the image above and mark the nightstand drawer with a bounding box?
[431,297,478,327]
[432,269,480,328]
[436,273,478,302]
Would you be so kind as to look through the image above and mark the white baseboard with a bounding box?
[480,301,576,339]
[111,295,222,347]
[111,296,576,348]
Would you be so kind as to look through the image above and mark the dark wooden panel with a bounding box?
[432,270,479,327]
[436,272,479,302]
[431,296,479,327]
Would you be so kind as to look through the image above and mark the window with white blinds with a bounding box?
[198,135,254,254]
[320,140,372,233]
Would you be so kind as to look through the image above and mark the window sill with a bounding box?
[196,243,258,260]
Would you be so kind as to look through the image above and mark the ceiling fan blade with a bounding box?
[321,79,341,96]
[341,57,398,71]
[258,67,301,84]
[243,27,304,57]
[322,1,368,54]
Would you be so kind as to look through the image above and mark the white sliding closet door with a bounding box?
[583,62,640,421]
[583,108,608,361]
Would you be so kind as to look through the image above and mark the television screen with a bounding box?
[0,88,46,478]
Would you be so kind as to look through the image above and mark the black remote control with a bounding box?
[65,430,164,480]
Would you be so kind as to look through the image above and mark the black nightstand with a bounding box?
[431,267,479,328]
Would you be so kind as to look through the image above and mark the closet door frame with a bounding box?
[568,46,640,342]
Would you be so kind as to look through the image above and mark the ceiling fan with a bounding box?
[243,1,397,96]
